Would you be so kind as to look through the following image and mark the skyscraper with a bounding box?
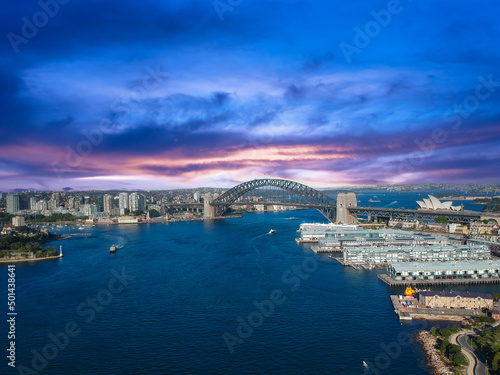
[103,194,114,213]
[6,194,20,214]
[129,193,145,212]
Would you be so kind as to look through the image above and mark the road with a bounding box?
[450,331,477,375]
[456,333,487,375]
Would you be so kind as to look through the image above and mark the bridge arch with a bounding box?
[211,178,336,221]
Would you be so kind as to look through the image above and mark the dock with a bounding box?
[389,294,484,321]
[295,238,318,244]
[378,273,500,287]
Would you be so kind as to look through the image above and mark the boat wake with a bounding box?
[383,200,398,208]
[114,236,128,249]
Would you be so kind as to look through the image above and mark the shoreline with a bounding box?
[414,331,453,375]
[0,254,63,264]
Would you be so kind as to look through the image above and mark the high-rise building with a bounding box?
[119,193,129,210]
[36,200,47,211]
[129,193,145,212]
[193,192,200,203]
[103,194,114,213]
[48,199,58,210]
[30,197,38,210]
[95,195,103,212]
[51,192,60,203]
[6,194,20,214]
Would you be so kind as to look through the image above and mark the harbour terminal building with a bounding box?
[312,229,451,253]
[343,244,490,266]
[386,260,500,282]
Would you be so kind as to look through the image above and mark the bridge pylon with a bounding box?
[336,193,358,224]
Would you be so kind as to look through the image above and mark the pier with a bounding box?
[378,273,500,287]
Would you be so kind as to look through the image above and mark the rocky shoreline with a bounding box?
[415,331,454,375]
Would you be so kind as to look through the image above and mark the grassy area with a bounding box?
[0,227,59,259]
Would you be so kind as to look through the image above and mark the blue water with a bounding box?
[0,191,487,374]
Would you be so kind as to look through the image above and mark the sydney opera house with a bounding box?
[416,195,463,211]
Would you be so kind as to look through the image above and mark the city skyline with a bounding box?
[2,1,500,191]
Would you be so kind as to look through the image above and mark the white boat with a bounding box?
[269,229,276,234]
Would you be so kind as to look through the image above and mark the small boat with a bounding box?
[110,245,117,253]
[286,217,298,220]
[269,229,276,234]
[368,198,381,202]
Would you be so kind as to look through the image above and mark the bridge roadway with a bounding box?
[164,203,485,223]
[349,206,482,222]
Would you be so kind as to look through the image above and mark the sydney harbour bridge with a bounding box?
[164,178,491,224]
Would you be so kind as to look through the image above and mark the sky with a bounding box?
[1,0,500,191]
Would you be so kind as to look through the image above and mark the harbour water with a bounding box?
[1,192,488,374]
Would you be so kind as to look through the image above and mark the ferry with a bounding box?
[110,245,117,253]
[269,229,276,234]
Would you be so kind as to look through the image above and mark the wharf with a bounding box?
[379,274,500,287]
[295,238,318,244]
[389,295,483,321]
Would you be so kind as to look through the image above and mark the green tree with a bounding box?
[435,216,449,224]
[492,292,500,301]
[492,352,500,370]
[440,340,449,353]
[148,209,161,218]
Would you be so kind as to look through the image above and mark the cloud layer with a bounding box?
[1,0,500,190]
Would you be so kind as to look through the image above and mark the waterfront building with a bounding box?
[299,223,362,242]
[119,193,129,212]
[299,223,360,232]
[81,204,97,217]
[6,194,20,214]
[118,216,139,224]
[343,244,489,265]
[416,195,462,211]
[103,194,114,213]
[313,228,449,250]
[129,192,145,212]
[386,260,500,282]
[95,195,104,212]
[417,291,493,310]
[12,216,25,227]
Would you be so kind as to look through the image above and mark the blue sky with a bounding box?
[1,0,500,190]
